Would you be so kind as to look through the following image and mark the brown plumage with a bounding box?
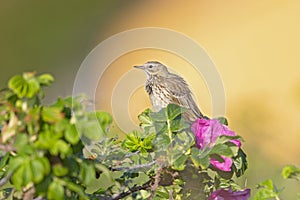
[134,61,204,121]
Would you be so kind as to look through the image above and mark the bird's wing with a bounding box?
[162,75,203,120]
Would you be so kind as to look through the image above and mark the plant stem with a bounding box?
[112,160,156,171]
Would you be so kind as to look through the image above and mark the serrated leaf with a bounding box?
[166,104,186,120]
[42,107,63,123]
[27,78,40,98]
[233,149,248,177]
[191,147,210,169]
[131,173,150,185]
[38,74,54,86]
[8,73,41,98]
[85,164,114,194]
[150,108,167,122]
[170,119,188,132]
[210,144,233,157]
[138,109,152,124]
[282,165,300,180]
[172,154,188,171]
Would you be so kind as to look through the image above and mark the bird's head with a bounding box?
[134,61,169,77]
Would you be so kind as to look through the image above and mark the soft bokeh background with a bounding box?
[1,1,299,199]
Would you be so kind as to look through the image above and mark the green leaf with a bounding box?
[150,108,167,122]
[190,147,210,169]
[64,124,80,145]
[79,117,105,141]
[8,156,25,174]
[172,154,188,171]
[0,152,10,170]
[8,73,41,98]
[138,108,152,125]
[154,133,171,150]
[131,172,150,185]
[47,181,64,200]
[233,149,248,177]
[123,131,154,153]
[85,164,114,194]
[217,117,228,125]
[166,104,186,120]
[27,78,40,98]
[39,157,51,175]
[123,130,141,151]
[282,165,300,180]
[65,181,88,200]
[11,164,26,190]
[14,133,34,155]
[210,144,233,157]
[22,162,33,186]
[254,179,281,200]
[42,107,63,123]
[168,131,194,165]
[30,159,45,183]
[79,162,96,185]
[170,119,188,132]
[53,164,69,177]
[50,140,71,157]
[38,74,54,86]
[95,111,112,132]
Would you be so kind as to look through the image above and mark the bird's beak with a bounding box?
[134,65,144,70]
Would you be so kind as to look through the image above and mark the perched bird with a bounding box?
[134,61,204,121]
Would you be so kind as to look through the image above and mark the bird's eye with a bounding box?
[149,65,153,69]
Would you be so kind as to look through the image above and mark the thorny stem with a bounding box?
[111,180,152,200]
[111,160,156,171]
[149,167,163,200]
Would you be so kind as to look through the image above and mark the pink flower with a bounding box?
[191,119,241,171]
[207,188,251,200]
[210,156,233,172]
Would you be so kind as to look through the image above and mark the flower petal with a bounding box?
[207,188,251,200]
[210,156,233,172]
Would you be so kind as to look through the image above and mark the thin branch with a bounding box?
[0,144,16,152]
[33,196,45,200]
[111,180,152,200]
[0,174,12,187]
[124,150,140,158]
[149,167,163,200]
[112,160,156,171]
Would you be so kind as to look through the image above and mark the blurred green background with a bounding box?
[0,0,136,101]
[1,1,299,199]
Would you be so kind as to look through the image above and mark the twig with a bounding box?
[0,144,16,152]
[124,151,140,158]
[111,180,152,200]
[0,174,12,187]
[112,160,156,171]
[149,167,163,200]
[33,196,44,200]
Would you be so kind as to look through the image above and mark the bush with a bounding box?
[0,72,250,199]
